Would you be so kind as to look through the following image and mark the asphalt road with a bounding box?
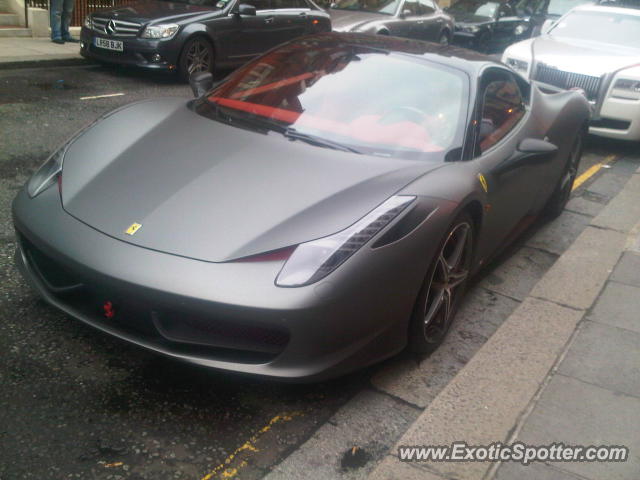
[0,63,636,480]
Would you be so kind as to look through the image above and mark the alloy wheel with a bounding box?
[559,135,582,204]
[186,40,211,75]
[422,222,473,343]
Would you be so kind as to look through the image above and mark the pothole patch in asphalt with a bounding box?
[340,446,371,470]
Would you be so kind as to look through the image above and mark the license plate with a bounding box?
[94,37,123,52]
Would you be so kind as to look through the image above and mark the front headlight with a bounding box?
[27,144,67,198]
[141,23,179,39]
[276,195,415,287]
[514,24,526,36]
[464,25,480,33]
[505,57,529,75]
[83,15,92,29]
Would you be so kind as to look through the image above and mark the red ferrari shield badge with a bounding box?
[103,301,115,319]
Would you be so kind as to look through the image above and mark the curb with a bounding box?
[367,169,640,480]
[0,57,94,70]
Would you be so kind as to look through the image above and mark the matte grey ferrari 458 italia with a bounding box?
[13,33,590,381]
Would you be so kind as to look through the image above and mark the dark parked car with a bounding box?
[330,0,454,44]
[15,33,589,381]
[80,0,331,80]
[447,0,593,52]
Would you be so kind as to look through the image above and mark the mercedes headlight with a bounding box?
[141,23,180,39]
[27,144,67,198]
[464,25,480,33]
[276,195,415,287]
[514,24,526,36]
[83,15,92,29]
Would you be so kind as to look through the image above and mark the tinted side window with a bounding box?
[402,0,420,15]
[272,0,307,8]
[479,75,525,153]
[418,0,435,14]
[244,0,271,9]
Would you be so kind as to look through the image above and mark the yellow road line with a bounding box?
[572,154,617,191]
[200,412,301,480]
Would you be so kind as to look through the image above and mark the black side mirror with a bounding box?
[495,137,557,176]
[517,137,558,154]
[238,3,257,15]
[190,71,214,98]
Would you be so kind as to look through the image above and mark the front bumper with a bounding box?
[589,96,640,141]
[80,26,180,71]
[12,184,447,381]
[534,80,640,141]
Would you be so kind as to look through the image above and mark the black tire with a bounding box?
[408,212,475,354]
[178,36,215,83]
[438,31,451,46]
[544,131,584,219]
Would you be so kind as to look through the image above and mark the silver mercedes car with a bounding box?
[503,4,640,141]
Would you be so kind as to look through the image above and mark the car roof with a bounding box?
[572,3,640,14]
[297,33,503,77]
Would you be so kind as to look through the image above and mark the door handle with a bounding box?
[264,16,274,23]
[417,20,424,24]
[298,12,307,17]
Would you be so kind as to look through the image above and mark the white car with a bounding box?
[502,4,640,141]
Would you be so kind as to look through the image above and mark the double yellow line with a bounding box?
[572,154,617,191]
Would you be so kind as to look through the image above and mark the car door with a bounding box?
[415,0,442,41]
[270,0,312,41]
[224,0,282,60]
[391,0,420,38]
[471,68,542,258]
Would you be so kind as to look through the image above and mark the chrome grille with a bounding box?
[91,17,142,37]
[534,64,602,102]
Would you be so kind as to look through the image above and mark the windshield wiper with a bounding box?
[283,128,362,154]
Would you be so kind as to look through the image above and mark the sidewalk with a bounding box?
[369,168,640,480]
[0,35,86,68]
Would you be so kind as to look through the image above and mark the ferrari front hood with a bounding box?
[61,98,442,263]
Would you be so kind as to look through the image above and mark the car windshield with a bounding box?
[200,41,468,160]
[331,0,401,15]
[546,0,593,16]
[549,10,640,45]
[512,0,546,16]
[448,0,499,18]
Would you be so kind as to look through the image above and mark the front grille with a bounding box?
[19,234,286,364]
[92,17,142,37]
[154,310,289,356]
[20,235,83,291]
[534,64,602,102]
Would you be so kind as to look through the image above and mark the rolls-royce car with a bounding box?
[80,0,331,80]
[14,33,589,381]
[503,4,640,140]
[329,0,454,44]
